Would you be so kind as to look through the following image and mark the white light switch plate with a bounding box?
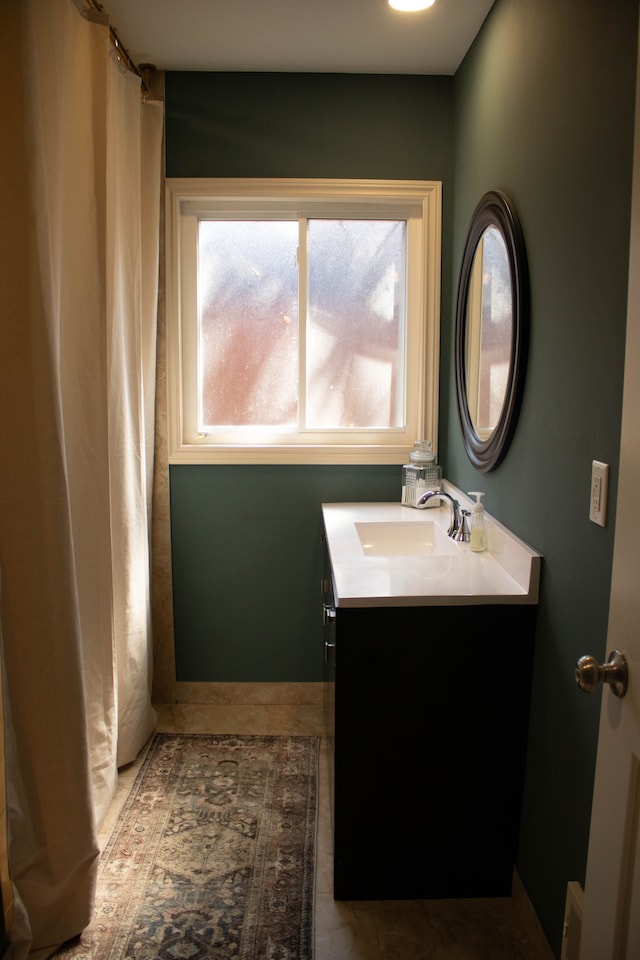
[589,460,609,526]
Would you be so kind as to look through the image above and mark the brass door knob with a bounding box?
[575,649,628,698]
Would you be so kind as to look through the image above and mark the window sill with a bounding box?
[168,443,412,466]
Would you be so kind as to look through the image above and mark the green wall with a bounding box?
[165,3,639,952]
[445,0,638,954]
[170,465,400,680]
[165,72,454,180]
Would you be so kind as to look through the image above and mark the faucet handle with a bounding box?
[453,509,471,542]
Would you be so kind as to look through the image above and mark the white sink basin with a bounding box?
[355,520,460,557]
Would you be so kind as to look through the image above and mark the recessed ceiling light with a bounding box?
[388,0,436,11]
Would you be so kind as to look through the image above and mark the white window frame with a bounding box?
[165,178,442,464]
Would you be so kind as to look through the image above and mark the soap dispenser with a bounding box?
[468,492,486,553]
[401,441,442,508]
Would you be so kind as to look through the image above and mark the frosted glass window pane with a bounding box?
[306,220,405,429]
[198,220,299,427]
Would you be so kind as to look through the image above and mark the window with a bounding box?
[166,179,442,464]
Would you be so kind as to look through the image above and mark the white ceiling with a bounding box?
[100,0,496,76]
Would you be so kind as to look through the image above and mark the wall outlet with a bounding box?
[589,460,609,527]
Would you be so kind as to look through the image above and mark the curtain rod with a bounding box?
[83,0,152,94]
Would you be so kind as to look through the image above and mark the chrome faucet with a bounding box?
[415,490,462,539]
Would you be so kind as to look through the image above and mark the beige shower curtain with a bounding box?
[0,0,162,956]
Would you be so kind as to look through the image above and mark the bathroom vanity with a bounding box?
[322,490,541,901]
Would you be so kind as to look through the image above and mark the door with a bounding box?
[580,21,640,959]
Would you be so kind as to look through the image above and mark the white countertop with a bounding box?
[322,485,541,608]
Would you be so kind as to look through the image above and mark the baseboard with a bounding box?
[175,681,324,705]
[512,869,555,959]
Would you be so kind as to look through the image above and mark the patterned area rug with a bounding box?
[57,733,319,960]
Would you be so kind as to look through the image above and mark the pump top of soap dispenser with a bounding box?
[468,492,486,553]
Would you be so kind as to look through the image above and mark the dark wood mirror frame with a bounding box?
[454,190,529,473]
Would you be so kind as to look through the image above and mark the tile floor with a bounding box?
[103,702,555,960]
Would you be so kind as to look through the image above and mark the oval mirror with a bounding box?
[455,190,529,472]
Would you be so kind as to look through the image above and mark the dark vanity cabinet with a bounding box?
[324,597,536,901]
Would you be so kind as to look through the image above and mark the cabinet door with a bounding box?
[332,604,535,900]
